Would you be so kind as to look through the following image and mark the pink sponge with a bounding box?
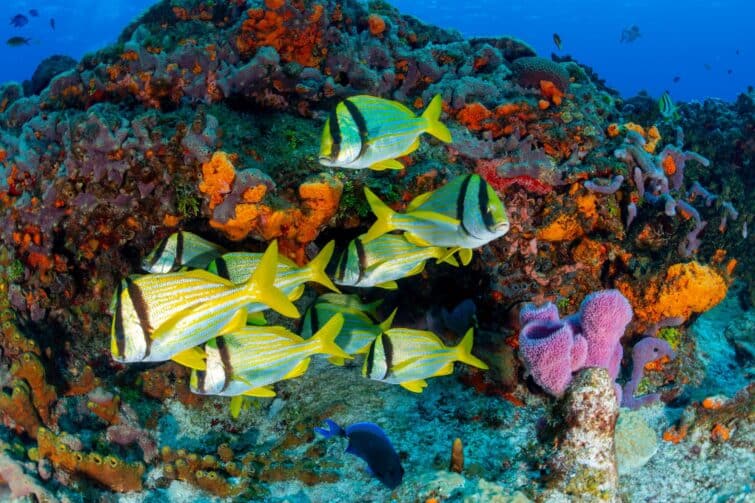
[579,290,633,378]
[519,320,576,397]
[517,290,633,399]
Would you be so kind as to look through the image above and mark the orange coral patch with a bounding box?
[536,214,584,242]
[606,123,620,138]
[662,424,688,444]
[710,424,730,442]
[199,152,236,210]
[457,102,493,132]
[662,154,676,176]
[540,80,564,106]
[367,14,386,36]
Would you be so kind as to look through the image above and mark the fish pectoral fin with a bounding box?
[459,248,474,266]
[246,311,267,326]
[399,379,428,393]
[171,346,207,370]
[406,190,434,212]
[376,280,399,290]
[370,159,405,171]
[242,386,276,397]
[404,233,432,247]
[283,359,311,380]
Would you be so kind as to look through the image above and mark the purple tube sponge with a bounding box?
[622,337,675,409]
[519,318,580,397]
[584,175,624,194]
[579,290,632,379]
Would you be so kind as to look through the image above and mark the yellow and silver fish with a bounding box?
[363,327,488,392]
[301,297,396,365]
[361,174,509,265]
[334,234,458,290]
[142,231,226,273]
[206,241,339,323]
[190,314,349,399]
[111,241,298,368]
[315,293,383,318]
[319,94,452,171]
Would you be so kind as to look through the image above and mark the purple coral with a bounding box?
[622,337,676,409]
[519,320,581,397]
[518,290,632,400]
[579,290,632,379]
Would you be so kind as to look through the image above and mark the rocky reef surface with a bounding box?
[0,0,751,501]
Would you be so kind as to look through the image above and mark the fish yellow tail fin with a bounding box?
[304,241,340,293]
[361,187,397,243]
[453,328,489,370]
[421,94,452,143]
[309,313,351,361]
[246,241,299,318]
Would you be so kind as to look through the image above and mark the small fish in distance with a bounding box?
[6,37,31,47]
[552,33,562,50]
[10,14,29,28]
[29,9,39,17]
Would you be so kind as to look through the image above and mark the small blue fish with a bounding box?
[50,18,55,31]
[29,9,39,17]
[315,419,404,489]
[10,14,29,28]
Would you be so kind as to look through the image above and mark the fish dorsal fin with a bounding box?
[370,159,405,171]
[406,191,434,212]
[399,379,428,393]
[283,358,310,380]
[242,386,276,397]
[180,269,236,286]
[171,346,207,370]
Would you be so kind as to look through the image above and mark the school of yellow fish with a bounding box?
[111,95,511,416]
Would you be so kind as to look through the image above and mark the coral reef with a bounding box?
[0,0,750,500]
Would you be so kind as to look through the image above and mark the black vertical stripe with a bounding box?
[113,281,126,356]
[214,257,231,280]
[365,338,376,377]
[335,251,346,282]
[148,235,169,270]
[329,108,341,160]
[343,99,369,159]
[125,277,153,356]
[216,336,233,392]
[457,175,473,237]
[478,176,495,230]
[195,369,207,393]
[381,333,393,379]
[354,239,367,283]
[175,232,184,270]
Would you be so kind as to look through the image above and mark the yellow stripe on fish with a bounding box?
[190,314,349,397]
[360,174,509,262]
[363,327,488,393]
[319,94,452,171]
[111,241,298,367]
[334,234,458,289]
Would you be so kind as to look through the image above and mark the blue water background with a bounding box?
[1,0,753,102]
